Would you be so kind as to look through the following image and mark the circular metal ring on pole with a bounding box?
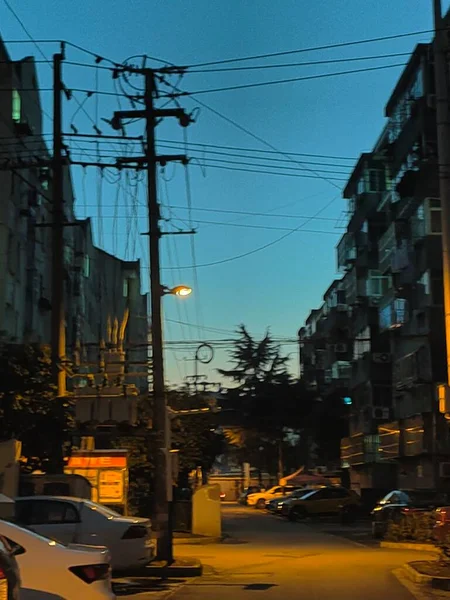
[195,343,214,364]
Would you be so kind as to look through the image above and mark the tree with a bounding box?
[0,344,73,473]
[218,326,315,475]
[169,389,226,477]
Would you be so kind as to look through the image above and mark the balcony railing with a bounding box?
[337,233,357,272]
[378,421,400,460]
[341,434,381,466]
[393,346,432,390]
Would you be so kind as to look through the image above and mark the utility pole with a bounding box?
[109,68,192,562]
[51,50,66,468]
[144,70,172,563]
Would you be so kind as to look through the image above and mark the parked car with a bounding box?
[0,533,21,600]
[266,488,317,514]
[0,518,114,599]
[14,496,155,571]
[247,486,299,509]
[371,489,450,539]
[238,486,265,505]
[282,486,360,521]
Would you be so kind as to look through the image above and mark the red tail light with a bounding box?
[122,525,148,539]
[69,564,110,584]
[0,567,5,579]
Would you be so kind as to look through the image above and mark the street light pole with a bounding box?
[433,0,450,386]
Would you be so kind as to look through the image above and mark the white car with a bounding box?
[0,518,115,599]
[247,485,299,509]
[15,496,155,571]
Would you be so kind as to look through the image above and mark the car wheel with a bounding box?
[288,506,307,522]
[256,498,266,509]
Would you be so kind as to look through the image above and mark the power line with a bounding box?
[174,219,344,235]
[159,140,357,161]
[186,28,434,68]
[185,51,412,73]
[3,0,52,64]
[157,196,340,270]
[178,62,406,96]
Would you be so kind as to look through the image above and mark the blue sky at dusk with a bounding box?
[1,0,446,385]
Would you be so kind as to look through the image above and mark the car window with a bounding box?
[300,489,320,500]
[43,482,71,496]
[272,488,282,494]
[17,500,79,525]
[82,500,121,518]
[328,488,350,499]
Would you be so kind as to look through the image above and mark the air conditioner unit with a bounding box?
[372,407,390,420]
[368,297,381,308]
[439,462,450,478]
[334,343,347,353]
[372,352,391,364]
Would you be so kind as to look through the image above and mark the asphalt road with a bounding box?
[171,504,433,600]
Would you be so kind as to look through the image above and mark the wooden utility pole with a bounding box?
[51,51,66,406]
[144,70,172,563]
[108,68,191,561]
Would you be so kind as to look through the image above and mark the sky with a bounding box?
[1,0,447,386]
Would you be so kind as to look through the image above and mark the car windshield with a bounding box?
[82,500,122,518]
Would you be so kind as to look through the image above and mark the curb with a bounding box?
[380,541,438,553]
[402,562,450,591]
[174,536,222,545]
[134,560,203,578]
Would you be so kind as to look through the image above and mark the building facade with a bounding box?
[0,38,148,398]
[299,40,450,498]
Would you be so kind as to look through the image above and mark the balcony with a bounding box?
[337,233,357,272]
[393,346,432,391]
[341,434,381,467]
[351,352,392,389]
[402,414,430,456]
[378,421,400,460]
[379,298,408,331]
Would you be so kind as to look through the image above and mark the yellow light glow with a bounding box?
[171,285,192,297]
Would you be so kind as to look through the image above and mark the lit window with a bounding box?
[12,89,21,123]
[83,255,90,278]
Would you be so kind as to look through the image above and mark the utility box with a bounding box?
[191,484,221,538]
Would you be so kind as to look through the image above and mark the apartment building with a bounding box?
[0,36,149,399]
[299,41,450,498]
[0,41,52,344]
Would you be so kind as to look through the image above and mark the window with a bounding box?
[12,89,21,122]
[419,271,431,295]
[83,255,90,278]
[430,210,442,234]
[366,271,389,297]
[123,278,129,298]
[16,500,79,525]
[329,488,350,499]
[432,278,444,305]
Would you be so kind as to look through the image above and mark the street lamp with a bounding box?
[154,282,192,564]
[162,285,192,298]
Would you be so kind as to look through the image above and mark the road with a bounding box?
[171,504,433,600]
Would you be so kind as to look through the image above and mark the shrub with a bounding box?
[386,511,436,544]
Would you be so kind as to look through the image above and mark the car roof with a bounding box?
[15,496,83,503]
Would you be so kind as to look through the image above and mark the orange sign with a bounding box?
[67,455,127,469]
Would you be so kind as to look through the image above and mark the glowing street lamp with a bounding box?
[162,285,192,297]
